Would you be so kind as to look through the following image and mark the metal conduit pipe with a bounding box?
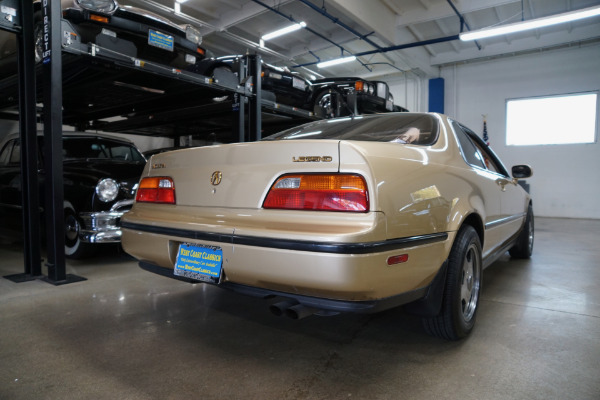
[250,0,372,72]
[292,35,459,68]
[446,0,482,50]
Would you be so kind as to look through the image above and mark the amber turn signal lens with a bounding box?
[89,14,110,23]
[136,177,176,204]
[355,81,364,92]
[263,174,369,212]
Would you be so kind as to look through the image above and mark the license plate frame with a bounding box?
[148,29,174,52]
[174,243,223,284]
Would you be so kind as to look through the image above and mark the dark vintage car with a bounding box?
[311,77,404,118]
[0,0,206,75]
[191,55,313,109]
[0,132,146,258]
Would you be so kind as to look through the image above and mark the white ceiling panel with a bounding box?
[124,0,600,79]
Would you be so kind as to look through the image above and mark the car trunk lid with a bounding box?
[145,140,340,209]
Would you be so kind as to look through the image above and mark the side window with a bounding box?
[452,122,485,169]
[9,141,20,164]
[0,140,14,166]
[462,125,511,177]
[471,140,501,174]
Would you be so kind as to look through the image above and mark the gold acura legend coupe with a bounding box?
[122,112,533,340]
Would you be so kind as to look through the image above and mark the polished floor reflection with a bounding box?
[1,218,599,399]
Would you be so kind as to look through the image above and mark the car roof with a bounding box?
[2,131,135,145]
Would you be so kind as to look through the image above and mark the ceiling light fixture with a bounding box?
[262,21,307,41]
[317,56,357,69]
[460,5,600,41]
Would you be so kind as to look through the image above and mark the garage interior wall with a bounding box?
[388,75,422,113]
[439,42,600,220]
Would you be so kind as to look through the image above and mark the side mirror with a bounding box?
[512,165,533,179]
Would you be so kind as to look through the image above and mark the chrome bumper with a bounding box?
[78,200,133,244]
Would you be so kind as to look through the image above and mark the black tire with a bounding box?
[313,90,343,119]
[64,202,94,259]
[423,225,482,340]
[509,204,534,259]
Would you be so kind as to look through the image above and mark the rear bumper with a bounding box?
[121,219,453,302]
[63,8,204,68]
[139,260,434,314]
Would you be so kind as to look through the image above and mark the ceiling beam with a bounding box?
[396,0,522,28]
[431,25,600,66]
[319,0,439,77]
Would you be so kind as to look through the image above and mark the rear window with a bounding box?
[264,113,439,146]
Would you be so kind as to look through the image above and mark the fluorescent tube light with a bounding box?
[317,56,357,69]
[262,22,307,41]
[460,5,600,41]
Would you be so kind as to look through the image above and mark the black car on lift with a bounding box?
[0,0,207,76]
[191,55,314,109]
[0,132,146,258]
[311,77,406,118]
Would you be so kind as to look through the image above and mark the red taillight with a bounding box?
[263,174,369,212]
[136,177,176,204]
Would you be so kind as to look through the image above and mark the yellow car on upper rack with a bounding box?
[121,112,534,340]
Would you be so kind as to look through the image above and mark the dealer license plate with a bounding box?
[174,243,223,283]
[148,29,174,52]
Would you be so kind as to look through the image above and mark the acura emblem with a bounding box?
[211,171,222,186]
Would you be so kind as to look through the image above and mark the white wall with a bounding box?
[438,42,600,219]
[388,73,422,112]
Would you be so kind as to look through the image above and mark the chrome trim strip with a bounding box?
[110,199,134,212]
[485,213,526,230]
[121,221,448,255]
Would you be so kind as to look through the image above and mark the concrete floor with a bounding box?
[0,217,598,400]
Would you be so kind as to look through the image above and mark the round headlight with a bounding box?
[76,0,118,14]
[186,25,202,45]
[96,178,119,203]
[368,84,375,95]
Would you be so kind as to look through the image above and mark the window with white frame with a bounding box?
[506,92,597,146]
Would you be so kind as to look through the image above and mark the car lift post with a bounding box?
[248,55,262,141]
[40,0,84,285]
[18,0,42,279]
[1,0,43,283]
[233,56,247,142]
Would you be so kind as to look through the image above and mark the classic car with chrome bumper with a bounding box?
[0,132,145,258]
[79,199,134,243]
